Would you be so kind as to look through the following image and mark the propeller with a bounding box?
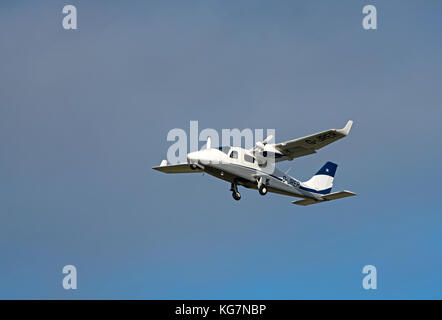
[255,135,273,150]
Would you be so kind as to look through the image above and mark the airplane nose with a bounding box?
[187,152,198,164]
[187,151,215,166]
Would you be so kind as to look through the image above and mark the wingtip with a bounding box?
[338,120,353,136]
[343,190,357,196]
[152,160,168,171]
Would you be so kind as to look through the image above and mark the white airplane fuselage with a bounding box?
[186,147,324,201]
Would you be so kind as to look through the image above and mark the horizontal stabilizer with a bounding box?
[321,190,356,201]
[292,190,356,206]
[292,198,320,206]
[152,160,202,174]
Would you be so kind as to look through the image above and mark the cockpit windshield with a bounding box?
[217,146,230,154]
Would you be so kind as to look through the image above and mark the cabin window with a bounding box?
[218,146,230,154]
[244,154,255,163]
[229,150,238,159]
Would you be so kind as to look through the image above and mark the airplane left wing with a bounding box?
[273,120,353,162]
[152,160,202,174]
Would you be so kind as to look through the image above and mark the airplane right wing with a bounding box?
[272,120,353,162]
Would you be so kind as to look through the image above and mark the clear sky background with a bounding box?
[1,0,441,299]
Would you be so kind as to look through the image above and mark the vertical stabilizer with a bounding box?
[302,162,337,194]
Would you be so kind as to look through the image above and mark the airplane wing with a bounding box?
[152,160,202,174]
[273,120,353,162]
[292,190,356,206]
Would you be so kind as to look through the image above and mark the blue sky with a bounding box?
[1,0,442,299]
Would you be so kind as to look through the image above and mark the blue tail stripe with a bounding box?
[315,161,337,177]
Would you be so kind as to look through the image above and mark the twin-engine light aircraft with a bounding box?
[153,121,356,206]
